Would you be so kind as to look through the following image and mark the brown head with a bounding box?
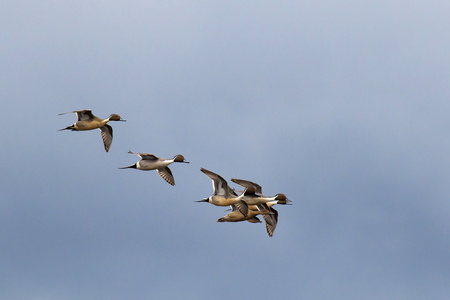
[109,114,126,121]
[173,154,189,163]
[274,193,288,201]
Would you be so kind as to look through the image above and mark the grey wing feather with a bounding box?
[262,208,278,237]
[58,109,94,121]
[231,178,263,195]
[200,168,229,196]
[76,110,95,121]
[157,167,175,185]
[230,204,240,212]
[234,200,248,217]
[99,124,113,152]
[228,186,238,196]
[128,151,158,160]
[139,153,159,160]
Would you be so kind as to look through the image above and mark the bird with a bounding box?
[196,168,249,217]
[230,178,292,236]
[119,151,189,185]
[58,109,126,152]
[231,178,290,206]
[217,203,271,223]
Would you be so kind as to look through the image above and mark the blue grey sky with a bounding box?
[1,1,450,299]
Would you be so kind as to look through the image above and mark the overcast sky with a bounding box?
[1,1,450,299]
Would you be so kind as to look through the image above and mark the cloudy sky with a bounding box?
[1,1,450,299]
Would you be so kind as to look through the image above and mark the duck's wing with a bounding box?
[229,203,243,212]
[261,206,278,237]
[234,200,248,217]
[229,199,249,217]
[127,151,159,161]
[99,124,113,152]
[228,186,238,196]
[157,167,175,185]
[58,109,94,121]
[76,110,95,121]
[200,168,230,196]
[255,204,276,225]
[231,178,263,195]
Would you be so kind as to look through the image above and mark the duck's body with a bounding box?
[197,168,249,216]
[242,193,289,206]
[119,151,189,185]
[231,178,290,206]
[217,204,270,223]
[58,109,125,152]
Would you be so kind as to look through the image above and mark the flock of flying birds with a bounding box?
[59,109,292,237]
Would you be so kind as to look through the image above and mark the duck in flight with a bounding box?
[119,151,189,186]
[196,168,249,217]
[217,203,271,223]
[58,109,126,152]
[231,178,289,206]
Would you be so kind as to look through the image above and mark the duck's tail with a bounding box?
[58,124,76,131]
[118,163,137,169]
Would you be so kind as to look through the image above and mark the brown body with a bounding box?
[59,109,125,152]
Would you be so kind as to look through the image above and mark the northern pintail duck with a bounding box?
[58,109,126,152]
[217,203,271,223]
[196,168,248,217]
[231,178,290,206]
[119,151,189,185]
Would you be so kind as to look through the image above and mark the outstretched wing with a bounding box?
[157,167,175,185]
[58,109,94,121]
[234,200,249,217]
[262,207,278,237]
[128,151,158,161]
[99,124,113,152]
[231,178,263,195]
[200,168,229,196]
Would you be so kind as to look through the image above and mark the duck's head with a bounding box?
[274,193,288,201]
[174,154,189,163]
[109,114,126,121]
